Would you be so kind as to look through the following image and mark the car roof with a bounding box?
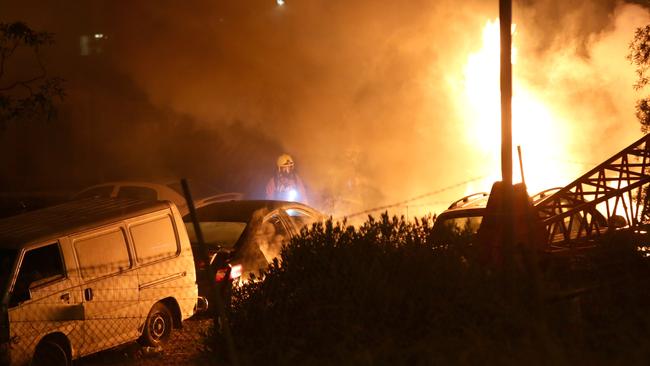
[190,200,320,222]
[436,206,485,220]
[446,192,489,210]
[435,186,593,223]
[0,198,172,250]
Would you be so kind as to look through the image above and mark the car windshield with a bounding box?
[184,221,248,250]
[0,250,17,299]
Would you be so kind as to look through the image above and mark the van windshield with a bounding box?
[0,250,16,299]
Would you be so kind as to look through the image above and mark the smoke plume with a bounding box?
[1,0,649,218]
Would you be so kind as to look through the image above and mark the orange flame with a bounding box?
[462,19,575,195]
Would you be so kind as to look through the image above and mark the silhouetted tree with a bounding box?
[629,25,650,209]
[628,25,650,132]
[0,22,63,125]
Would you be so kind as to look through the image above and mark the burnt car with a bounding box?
[432,192,489,239]
[182,200,323,308]
[432,189,560,236]
[432,187,614,247]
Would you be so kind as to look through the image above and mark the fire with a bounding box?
[462,19,576,195]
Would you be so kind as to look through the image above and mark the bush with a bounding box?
[206,214,650,366]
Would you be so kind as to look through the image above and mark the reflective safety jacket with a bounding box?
[265,173,308,204]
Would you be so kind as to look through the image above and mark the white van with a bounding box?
[0,198,199,365]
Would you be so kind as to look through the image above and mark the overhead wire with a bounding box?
[337,158,601,220]
[342,175,487,219]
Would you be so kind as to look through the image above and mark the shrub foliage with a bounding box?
[208,214,650,366]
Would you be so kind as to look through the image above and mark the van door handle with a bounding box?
[60,292,70,304]
[84,288,93,301]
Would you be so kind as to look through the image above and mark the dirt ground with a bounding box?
[78,317,215,365]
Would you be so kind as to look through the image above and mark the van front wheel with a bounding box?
[140,302,173,347]
[32,339,70,366]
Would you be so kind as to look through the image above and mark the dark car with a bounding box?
[432,192,489,239]
[432,187,613,246]
[182,200,323,308]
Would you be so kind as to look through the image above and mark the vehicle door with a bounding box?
[71,227,140,356]
[7,242,84,363]
[229,210,293,282]
[127,213,188,320]
[256,212,292,265]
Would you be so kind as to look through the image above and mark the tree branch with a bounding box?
[0,42,20,81]
[0,21,62,124]
[0,73,47,92]
[0,43,48,91]
[0,52,5,81]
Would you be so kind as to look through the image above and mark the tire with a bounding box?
[32,339,70,366]
[140,302,173,346]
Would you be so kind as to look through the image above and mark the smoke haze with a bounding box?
[1,0,649,217]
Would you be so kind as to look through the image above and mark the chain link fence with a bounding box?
[3,259,221,366]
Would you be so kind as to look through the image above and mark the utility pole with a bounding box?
[479,0,544,268]
[475,0,521,266]
[500,0,512,187]
[500,0,514,261]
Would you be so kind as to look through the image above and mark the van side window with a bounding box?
[130,215,179,264]
[75,229,131,280]
[10,243,64,307]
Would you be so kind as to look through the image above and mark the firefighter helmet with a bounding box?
[276,154,294,169]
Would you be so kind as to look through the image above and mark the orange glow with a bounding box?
[462,19,575,195]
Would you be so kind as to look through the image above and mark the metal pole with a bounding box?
[517,145,525,185]
[500,0,515,272]
[500,0,513,186]
[181,179,239,366]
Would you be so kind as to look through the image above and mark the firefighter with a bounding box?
[266,153,308,204]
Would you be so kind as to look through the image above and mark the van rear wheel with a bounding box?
[32,339,70,366]
[140,302,173,347]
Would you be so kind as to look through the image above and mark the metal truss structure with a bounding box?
[535,134,650,248]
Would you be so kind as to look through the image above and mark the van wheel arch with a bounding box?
[32,333,71,366]
[139,299,180,347]
[160,297,182,329]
